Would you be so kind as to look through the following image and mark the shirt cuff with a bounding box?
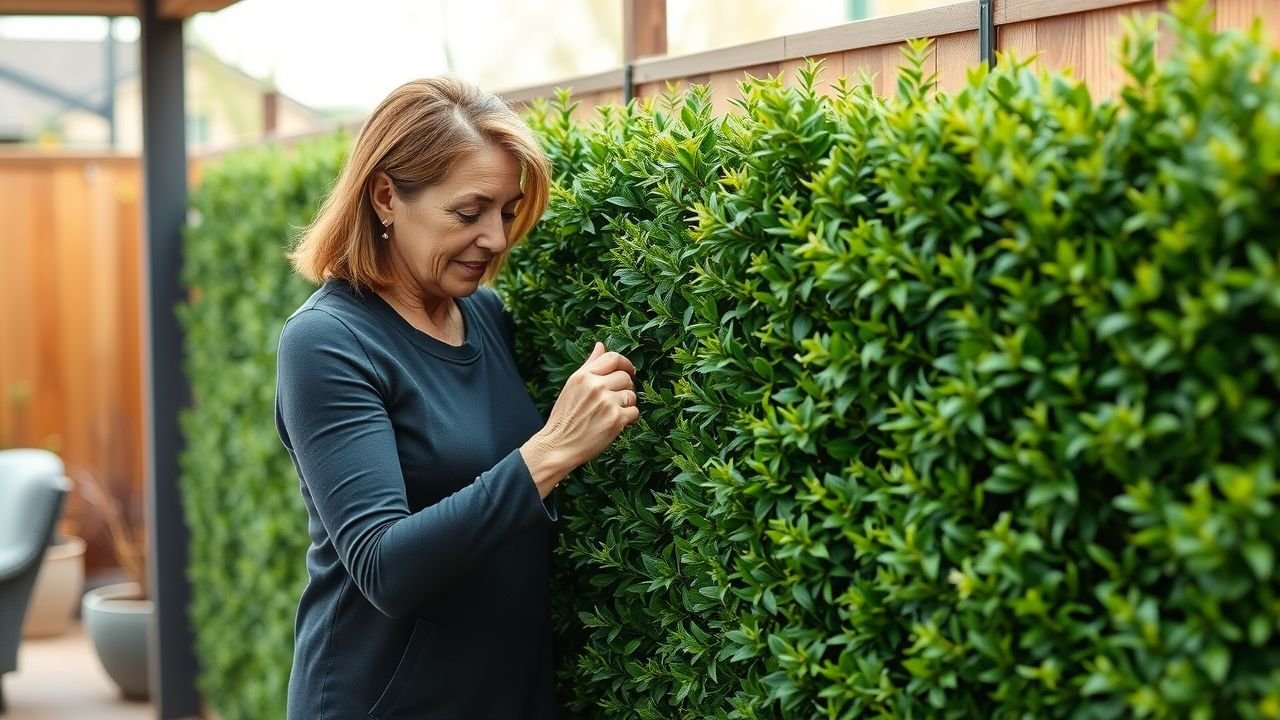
[504,447,560,524]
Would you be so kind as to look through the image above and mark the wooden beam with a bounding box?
[0,0,135,13]
[623,0,667,62]
[0,0,239,17]
[158,0,239,19]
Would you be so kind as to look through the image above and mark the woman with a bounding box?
[275,77,638,719]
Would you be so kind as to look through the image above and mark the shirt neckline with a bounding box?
[327,279,483,365]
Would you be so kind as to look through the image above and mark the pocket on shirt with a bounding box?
[368,619,438,719]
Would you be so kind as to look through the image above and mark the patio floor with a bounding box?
[4,622,152,719]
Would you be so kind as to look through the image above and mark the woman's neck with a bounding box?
[378,284,463,346]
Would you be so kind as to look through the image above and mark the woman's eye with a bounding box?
[454,211,479,224]
[501,212,517,222]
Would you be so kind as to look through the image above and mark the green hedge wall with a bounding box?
[181,4,1279,718]
[500,5,1280,719]
[179,135,349,718]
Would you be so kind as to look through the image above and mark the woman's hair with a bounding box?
[290,76,551,290]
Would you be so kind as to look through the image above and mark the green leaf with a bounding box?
[1243,542,1274,581]
[1200,645,1231,685]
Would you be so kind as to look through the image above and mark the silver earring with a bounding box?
[380,217,391,240]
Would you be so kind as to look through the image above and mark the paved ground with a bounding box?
[4,623,152,720]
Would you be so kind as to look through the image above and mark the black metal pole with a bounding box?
[980,0,997,68]
[139,1,200,717]
[623,63,635,104]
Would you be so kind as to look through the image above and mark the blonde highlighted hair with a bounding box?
[290,76,551,290]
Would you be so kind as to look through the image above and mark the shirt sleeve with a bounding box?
[275,308,553,619]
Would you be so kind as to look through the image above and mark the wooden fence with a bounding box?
[0,152,144,570]
[0,0,1275,572]
[499,0,1280,118]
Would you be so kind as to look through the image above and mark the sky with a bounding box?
[186,0,454,110]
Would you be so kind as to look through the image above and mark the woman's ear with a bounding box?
[368,171,395,222]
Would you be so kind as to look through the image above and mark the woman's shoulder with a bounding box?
[280,281,373,351]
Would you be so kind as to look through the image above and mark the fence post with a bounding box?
[980,0,997,68]
[623,0,667,102]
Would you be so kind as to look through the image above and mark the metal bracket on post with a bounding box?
[979,0,996,68]
[624,63,635,104]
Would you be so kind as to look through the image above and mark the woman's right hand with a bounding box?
[520,342,639,497]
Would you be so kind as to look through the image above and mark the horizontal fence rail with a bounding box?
[497,0,1280,119]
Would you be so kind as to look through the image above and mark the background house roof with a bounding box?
[0,37,327,142]
[0,37,136,138]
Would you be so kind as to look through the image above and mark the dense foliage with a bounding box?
[181,4,1279,717]
[180,135,348,718]
[499,5,1280,718]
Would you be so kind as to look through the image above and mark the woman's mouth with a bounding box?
[455,260,488,277]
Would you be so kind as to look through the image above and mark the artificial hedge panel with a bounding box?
[179,135,349,719]
[499,4,1280,718]
[179,4,1279,718]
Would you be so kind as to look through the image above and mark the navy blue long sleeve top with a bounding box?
[275,278,559,720]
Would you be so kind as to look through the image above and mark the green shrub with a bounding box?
[179,134,349,720]
[500,3,1280,718]
[180,3,1279,718]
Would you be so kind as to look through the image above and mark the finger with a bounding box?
[600,370,634,392]
[586,341,606,364]
[615,389,637,408]
[586,350,637,378]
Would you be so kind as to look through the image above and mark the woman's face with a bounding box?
[374,143,523,302]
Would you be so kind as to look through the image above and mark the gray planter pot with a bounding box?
[23,535,86,638]
[81,581,152,700]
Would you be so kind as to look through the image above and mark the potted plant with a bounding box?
[77,468,151,701]
[21,532,86,638]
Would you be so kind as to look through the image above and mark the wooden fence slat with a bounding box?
[31,170,61,454]
[1036,13,1088,79]
[878,42,909,97]
[999,20,1041,66]
[1084,2,1163,98]
[781,52,846,95]
[1215,0,1280,47]
[935,31,979,94]
[710,62,780,115]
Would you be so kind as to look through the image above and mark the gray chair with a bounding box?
[0,450,70,714]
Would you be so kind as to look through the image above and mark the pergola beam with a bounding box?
[0,0,236,19]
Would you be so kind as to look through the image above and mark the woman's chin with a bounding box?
[443,277,484,297]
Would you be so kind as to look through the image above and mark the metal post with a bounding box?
[139,0,200,716]
[980,0,997,68]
